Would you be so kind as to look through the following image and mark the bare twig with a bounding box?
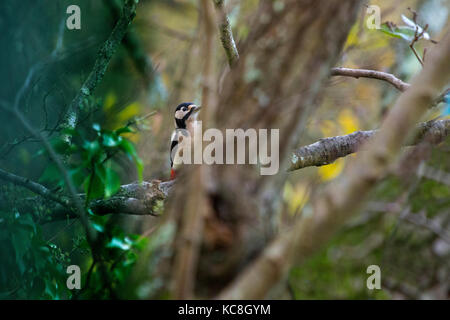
[331,67,411,91]
[409,23,429,66]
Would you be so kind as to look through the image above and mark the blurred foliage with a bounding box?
[0,116,147,298]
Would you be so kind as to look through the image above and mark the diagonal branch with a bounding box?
[60,0,138,140]
[331,67,411,91]
[0,168,70,207]
[289,119,450,171]
[1,177,173,223]
[103,0,158,87]
[212,0,239,67]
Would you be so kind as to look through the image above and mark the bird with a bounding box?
[170,102,201,180]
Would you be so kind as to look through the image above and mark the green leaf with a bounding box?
[51,138,75,155]
[102,132,122,147]
[135,157,143,182]
[119,139,137,158]
[91,221,105,233]
[119,140,143,182]
[39,163,61,184]
[92,123,101,132]
[84,164,106,200]
[60,127,78,137]
[379,23,415,41]
[104,166,121,198]
[11,227,32,274]
[106,237,132,250]
[115,126,133,135]
[379,19,428,42]
[69,167,86,188]
[380,23,403,39]
[83,140,100,161]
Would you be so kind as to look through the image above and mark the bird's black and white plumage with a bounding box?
[170,102,200,179]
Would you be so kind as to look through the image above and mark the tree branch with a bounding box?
[103,0,157,87]
[212,0,239,67]
[288,119,450,171]
[0,168,70,207]
[60,0,138,140]
[5,117,448,221]
[2,179,174,222]
[331,67,411,92]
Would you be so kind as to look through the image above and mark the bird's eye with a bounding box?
[182,107,187,111]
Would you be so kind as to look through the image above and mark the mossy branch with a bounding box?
[61,0,138,140]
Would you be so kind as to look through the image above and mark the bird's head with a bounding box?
[174,102,201,129]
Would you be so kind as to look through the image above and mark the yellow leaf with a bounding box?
[344,23,359,50]
[320,119,338,137]
[103,92,117,111]
[283,182,309,215]
[338,109,359,134]
[116,102,141,124]
[318,158,345,181]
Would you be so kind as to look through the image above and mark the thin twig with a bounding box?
[331,67,411,91]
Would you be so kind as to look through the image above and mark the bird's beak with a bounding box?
[191,105,202,113]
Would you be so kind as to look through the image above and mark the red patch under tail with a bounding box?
[170,169,176,180]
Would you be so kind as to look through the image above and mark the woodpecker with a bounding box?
[170,102,201,180]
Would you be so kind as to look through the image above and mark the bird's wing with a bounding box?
[170,139,178,167]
